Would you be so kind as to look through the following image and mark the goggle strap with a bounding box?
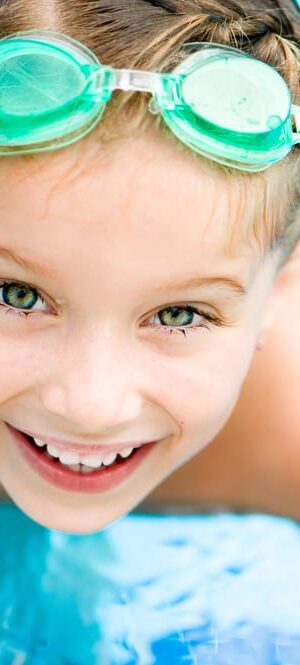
[291,104,300,145]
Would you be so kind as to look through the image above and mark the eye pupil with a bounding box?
[159,306,194,327]
[3,283,38,309]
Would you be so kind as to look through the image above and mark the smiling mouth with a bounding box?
[6,424,157,494]
[25,434,138,473]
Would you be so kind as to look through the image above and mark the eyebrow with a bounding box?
[0,247,248,299]
[0,247,54,278]
[153,275,248,299]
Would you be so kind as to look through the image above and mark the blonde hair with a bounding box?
[1,0,300,267]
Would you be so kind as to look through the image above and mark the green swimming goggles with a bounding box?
[0,28,300,172]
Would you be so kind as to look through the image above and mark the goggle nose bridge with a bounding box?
[86,66,183,110]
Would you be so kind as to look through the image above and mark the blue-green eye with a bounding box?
[0,281,48,315]
[3,283,38,309]
[157,306,195,327]
[145,304,222,338]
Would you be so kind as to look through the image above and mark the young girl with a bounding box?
[0,0,299,534]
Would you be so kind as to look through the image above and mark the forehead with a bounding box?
[0,130,255,273]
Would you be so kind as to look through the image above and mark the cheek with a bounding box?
[0,336,45,402]
[156,339,253,438]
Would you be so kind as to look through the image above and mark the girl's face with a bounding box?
[0,131,277,533]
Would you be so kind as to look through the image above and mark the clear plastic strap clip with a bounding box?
[291,104,300,145]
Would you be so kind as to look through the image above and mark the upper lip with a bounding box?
[9,425,157,455]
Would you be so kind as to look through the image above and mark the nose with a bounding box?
[39,328,144,432]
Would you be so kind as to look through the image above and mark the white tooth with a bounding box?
[119,446,134,458]
[102,451,118,466]
[46,444,60,458]
[80,454,104,468]
[80,465,96,474]
[67,464,81,472]
[33,437,46,448]
[58,451,81,465]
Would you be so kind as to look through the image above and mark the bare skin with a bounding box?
[0,132,298,533]
[145,241,300,520]
[1,230,300,523]
[1,239,300,520]
[0,232,300,520]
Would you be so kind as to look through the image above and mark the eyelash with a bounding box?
[0,281,224,337]
[146,307,222,338]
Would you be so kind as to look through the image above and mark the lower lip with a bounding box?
[6,424,157,494]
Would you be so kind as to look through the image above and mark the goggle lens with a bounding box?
[154,44,294,170]
[0,51,84,115]
[0,34,105,151]
[181,55,288,134]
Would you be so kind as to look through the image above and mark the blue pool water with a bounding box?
[0,505,300,664]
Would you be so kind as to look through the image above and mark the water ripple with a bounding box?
[0,507,300,663]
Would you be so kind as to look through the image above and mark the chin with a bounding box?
[3,490,129,534]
